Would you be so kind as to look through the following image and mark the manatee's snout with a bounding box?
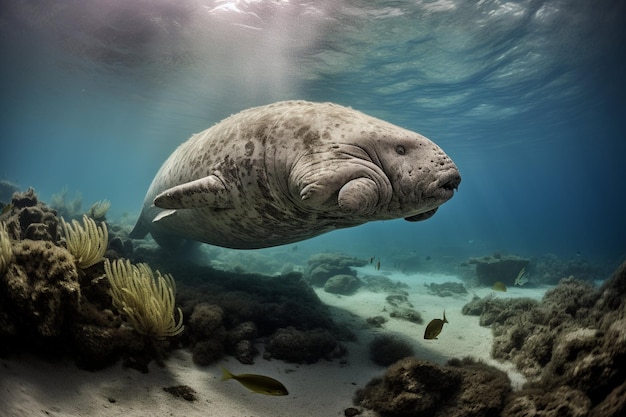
[404,156,461,222]
[434,168,462,199]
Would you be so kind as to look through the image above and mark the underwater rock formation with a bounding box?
[385,292,423,324]
[188,303,226,365]
[464,262,626,417]
[532,253,604,284]
[172,265,353,365]
[1,188,353,371]
[0,188,170,369]
[264,327,343,364]
[324,274,361,295]
[466,253,529,286]
[305,252,367,287]
[2,239,80,338]
[2,188,60,242]
[425,281,468,297]
[355,357,511,417]
[360,274,409,293]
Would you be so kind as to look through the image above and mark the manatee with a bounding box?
[130,101,461,249]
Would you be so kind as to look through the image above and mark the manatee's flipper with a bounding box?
[338,178,379,215]
[404,208,438,222]
[154,175,233,209]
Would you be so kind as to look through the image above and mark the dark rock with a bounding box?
[226,321,258,348]
[425,281,467,297]
[467,254,529,286]
[163,385,197,402]
[11,187,38,208]
[366,316,388,328]
[234,339,258,364]
[355,357,510,417]
[361,275,409,292]
[389,308,423,324]
[265,327,341,364]
[324,274,361,295]
[305,252,367,287]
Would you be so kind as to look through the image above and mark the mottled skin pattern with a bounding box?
[130,101,461,249]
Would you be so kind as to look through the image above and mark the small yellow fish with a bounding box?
[221,367,289,396]
[492,281,507,292]
[424,310,448,339]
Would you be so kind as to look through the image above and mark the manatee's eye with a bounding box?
[395,145,406,155]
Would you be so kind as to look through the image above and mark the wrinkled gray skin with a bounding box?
[130,101,461,249]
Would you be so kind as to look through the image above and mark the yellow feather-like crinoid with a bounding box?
[104,258,184,340]
[0,222,12,274]
[61,215,108,269]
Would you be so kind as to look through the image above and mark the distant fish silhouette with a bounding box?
[424,310,448,339]
[376,259,381,270]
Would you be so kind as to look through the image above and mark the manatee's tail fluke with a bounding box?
[220,367,234,381]
[129,213,148,239]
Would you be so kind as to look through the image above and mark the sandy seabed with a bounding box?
[0,268,547,417]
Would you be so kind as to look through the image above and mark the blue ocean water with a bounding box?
[1,0,624,270]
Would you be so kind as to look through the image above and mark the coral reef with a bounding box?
[464,263,626,417]
[2,188,349,371]
[1,239,80,338]
[355,357,511,417]
[305,252,367,287]
[0,188,170,369]
[368,334,414,366]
